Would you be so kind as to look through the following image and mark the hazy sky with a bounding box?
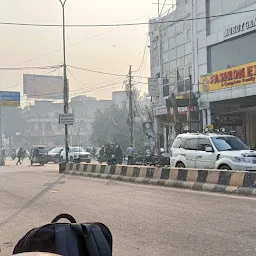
[0,0,163,103]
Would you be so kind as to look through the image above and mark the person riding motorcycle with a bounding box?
[105,144,113,162]
[98,146,105,163]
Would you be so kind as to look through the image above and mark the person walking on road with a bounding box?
[16,148,23,165]
[126,144,134,165]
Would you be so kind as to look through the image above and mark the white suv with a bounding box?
[60,146,91,163]
[170,133,256,171]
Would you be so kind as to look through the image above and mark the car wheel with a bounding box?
[70,156,74,162]
[176,162,185,168]
[54,156,60,164]
[218,164,232,170]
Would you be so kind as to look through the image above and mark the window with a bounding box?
[183,138,198,150]
[208,31,256,73]
[198,138,212,151]
[172,137,182,148]
[172,137,187,148]
[72,147,86,153]
[211,136,249,151]
[186,29,191,40]
[168,37,176,49]
[163,85,169,97]
[177,80,185,93]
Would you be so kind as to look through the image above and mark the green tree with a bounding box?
[91,104,144,150]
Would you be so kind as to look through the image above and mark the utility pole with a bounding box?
[171,93,183,136]
[59,0,69,163]
[158,0,160,17]
[128,65,134,145]
[188,74,192,132]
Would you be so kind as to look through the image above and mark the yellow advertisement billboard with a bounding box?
[200,62,256,93]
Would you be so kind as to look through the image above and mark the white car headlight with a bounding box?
[235,157,253,164]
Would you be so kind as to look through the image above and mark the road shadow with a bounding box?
[0,174,65,228]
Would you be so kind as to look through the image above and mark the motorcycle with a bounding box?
[115,155,123,165]
[151,152,170,167]
[98,155,106,164]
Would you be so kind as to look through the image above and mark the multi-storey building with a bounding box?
[149,0,256,150]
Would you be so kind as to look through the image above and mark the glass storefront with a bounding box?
[208,31,256,73]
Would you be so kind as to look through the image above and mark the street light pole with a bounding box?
[59,0,69,163]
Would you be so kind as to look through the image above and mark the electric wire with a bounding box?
[0,8,255,27]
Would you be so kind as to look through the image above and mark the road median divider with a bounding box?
[60,163,256,196]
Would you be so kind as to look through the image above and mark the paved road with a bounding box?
[0,159,256,256]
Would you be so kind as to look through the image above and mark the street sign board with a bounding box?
[0,91,20,107]
[148,78,159,97]
[59,113,74,125]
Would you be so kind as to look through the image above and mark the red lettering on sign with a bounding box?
[247,66,253,76]
[215,74,219,83]
[237,68,245,78]
[227,71,233,80]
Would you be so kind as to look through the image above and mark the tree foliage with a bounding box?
[90,104,144,150]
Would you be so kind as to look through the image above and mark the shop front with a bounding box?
[199,61,256,147]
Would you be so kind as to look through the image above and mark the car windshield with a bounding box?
[49,147,62,153]
[211,136,249,151]
[38,148,47,153]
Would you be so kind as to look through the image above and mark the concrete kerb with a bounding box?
[61,163,256,196]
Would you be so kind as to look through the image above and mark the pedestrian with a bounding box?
[115,145,123,164]
[16,148,23,165]
[126,144,134,165]
[2,149,5,159]
[91,147,96,158]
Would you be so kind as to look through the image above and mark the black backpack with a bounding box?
[13,213,113,256]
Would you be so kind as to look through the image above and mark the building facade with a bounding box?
[149,0,256,150]
[198,0,256,147]
[149,0,199,151]
[112,91,127,107]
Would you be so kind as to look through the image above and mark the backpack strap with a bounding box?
[87,224,112,256]
[55,225,80,256]
[71,223,112,256]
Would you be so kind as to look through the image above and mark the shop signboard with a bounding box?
[153,100,167,116]
[142,121,155,147]
[200,62,256,93]
[0,91,20,107]
[148,78,159,97]
[224,17,256,39]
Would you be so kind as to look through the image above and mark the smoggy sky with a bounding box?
[0,0,168,104]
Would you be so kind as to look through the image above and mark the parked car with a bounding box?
[47,147,63,163]
[60,146,91,163]
[170,133,256,171]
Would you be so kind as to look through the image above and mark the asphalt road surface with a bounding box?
[0,159,256,256]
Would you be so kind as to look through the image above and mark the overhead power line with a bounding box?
[0,8,255,27]
[0,65,62,71]
[68,65,184,79]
